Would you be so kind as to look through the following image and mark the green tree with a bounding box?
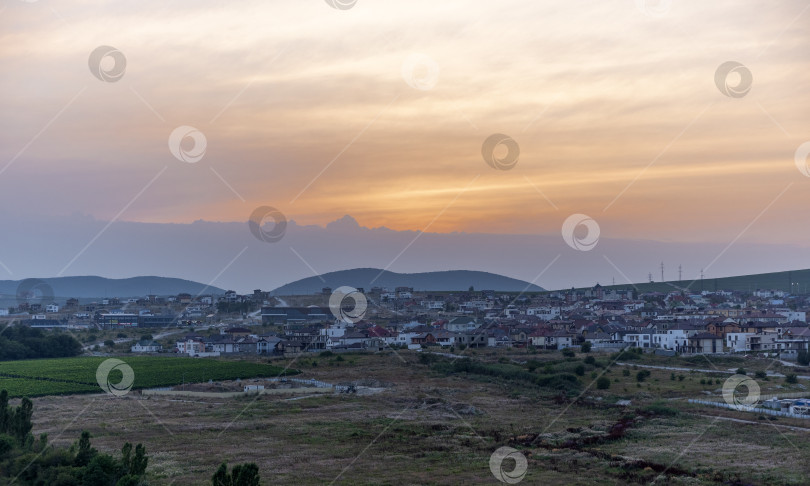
[212,462,261,486]
[596,376,611,390]
[231,463,260,486]
[10,397,33,444]
[131,444,148,475]
[74,431,97,467]
[0,390,9,433]
[212,463,231,486]
[580,341,592,353]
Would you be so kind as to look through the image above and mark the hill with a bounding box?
[579,268,810,294]
[270,268,544,295]
[0,276,226,300]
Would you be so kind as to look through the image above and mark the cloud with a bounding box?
[0,0,808,250]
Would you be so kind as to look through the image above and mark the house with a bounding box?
[654,322,702,352]
[131,340,162,353]
[367,326,398,345]
[528,328,549,347]
[546,331,574,350]
[687,333,723,354]
[206,335,250,353]
[624,332,654,348]
[706,318,740,338]
[45,304,59,313]
[256,336,282,354]
[411,332,437,346]
[284,327,327,350]
[276,340,305,356]
[223,327,252,338]
[98,313,138,329]
[261,306,331,325]
[775,327,810,357]
[175,338,218,357]
[454,331,487,348]
[445,317,479,332]
[746,332,780,352]
[726,332,755,352]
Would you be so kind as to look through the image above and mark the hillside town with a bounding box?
[4,284,810,359]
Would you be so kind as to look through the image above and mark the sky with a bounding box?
[1,0,810,289]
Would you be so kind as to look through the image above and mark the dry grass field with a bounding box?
[20,349,810,485]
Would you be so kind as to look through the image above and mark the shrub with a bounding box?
[584,356,596,365]
[622,369,630,377]
[642,401,680,417]
[677,375,685,381]
[614,350,640,361]
[798,351,810,366]
[754,370,767,380]
[736,368,747,376]
[596,376,610,390]
[670,373,675,381]
[561,348,575,358]
[785,373,798,384]
[574,365,585,376]
[581,341,592,353]
[636,370,651,382]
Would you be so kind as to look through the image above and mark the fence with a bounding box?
[688,398,810,419]
[268,377,333,388]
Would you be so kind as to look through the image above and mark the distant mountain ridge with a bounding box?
[270,268,545,295]
[0,276,226,299]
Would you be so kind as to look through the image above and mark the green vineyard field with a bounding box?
[0,356,297,398]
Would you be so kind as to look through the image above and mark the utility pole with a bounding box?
[678,265,682,282]
[700,269,704,292]
[648,272,653,283]
[661,262,664,283]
